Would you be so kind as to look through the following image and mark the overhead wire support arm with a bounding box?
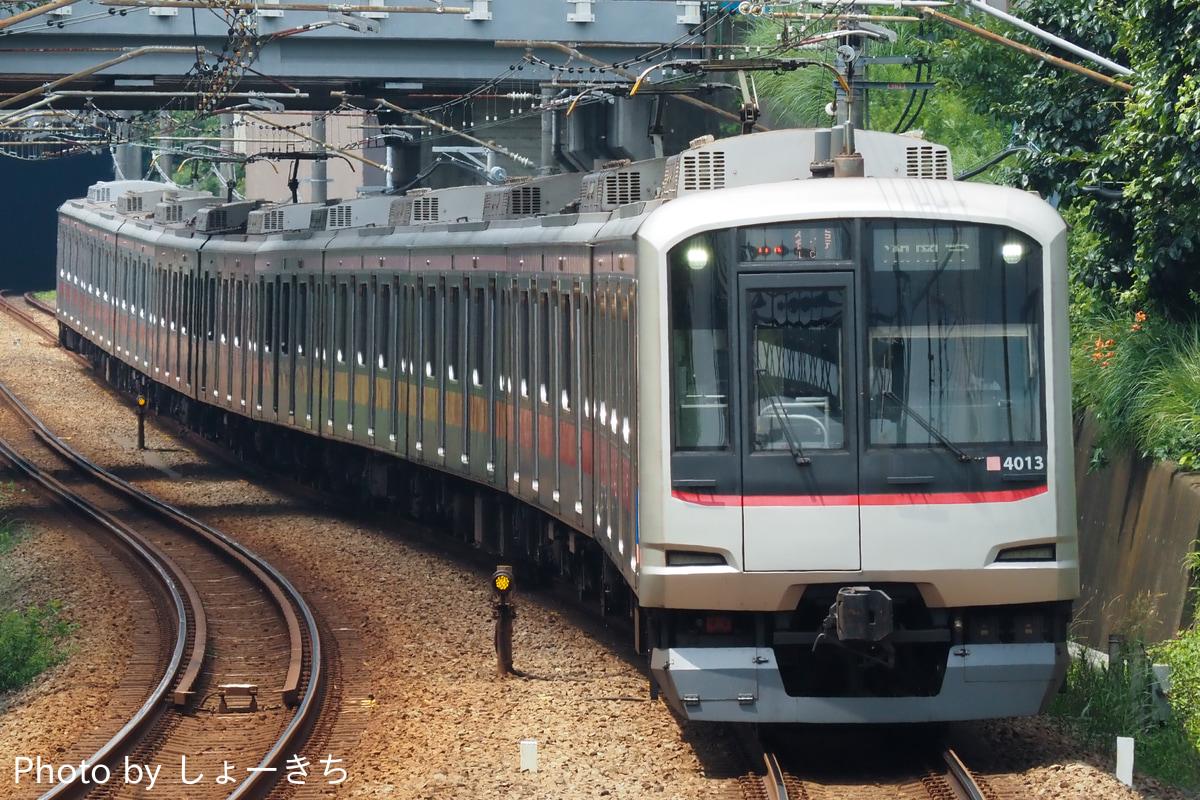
[495,40,769,132]
[0,0,82,32]
[918,7,1132,92]
[96,0,470,12]
[956,0,1131,77]
[0,46,215,111]
[358,94,537,168]
[239,108,391,174]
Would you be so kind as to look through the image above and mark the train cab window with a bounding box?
[748,285,847,452]
[355,281,368,367]
[538,292,550,404]
[668,233,732,451]
[336,282,348,363]
[471,287,485,387]
[424,285,438,379]
[865,222,1044,446]
[378,282,391,370]
[519,290,531,398]
[560,292,572,411]
[447,284,461,383]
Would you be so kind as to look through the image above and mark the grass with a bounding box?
[0,515,24,555]
[32,290,55,304]
[1049,635,1200,790]
[1071,307,1200,469]
[0,600,75,693]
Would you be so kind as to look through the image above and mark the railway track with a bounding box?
[733,725,996,800]
[0,374,325,800]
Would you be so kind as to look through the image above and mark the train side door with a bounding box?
[739,271,860,572]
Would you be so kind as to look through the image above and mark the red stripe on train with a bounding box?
[673,485,1047,507]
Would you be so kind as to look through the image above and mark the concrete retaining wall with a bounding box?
[1074,414,1200,649]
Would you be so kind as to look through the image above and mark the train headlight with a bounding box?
[685,247,710,270]
[492,565,514,595]
[1001,242,1025,264]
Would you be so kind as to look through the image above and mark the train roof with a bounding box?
[64,127,958,241]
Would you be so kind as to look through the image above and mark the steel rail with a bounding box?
[943,749,987,800]
[762,751,790,800]
[0,350,323,799]
[0,384,193,800]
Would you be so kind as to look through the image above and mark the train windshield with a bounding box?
[865,221,1043,446]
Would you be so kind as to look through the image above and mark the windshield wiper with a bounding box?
[756,369,811,466]
[882,390,973,463]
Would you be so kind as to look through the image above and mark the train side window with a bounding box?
[497,288,510,394]
[297,281,308,357]
[264,279,275,353]
[378,281,391,370]
[335,282,348,363]
[280,280,292,357]
[206,275,217,341]
[579,291,590,418]
[182,275,193,336]
[472,287,485,387]
[447,283,461,383]
[401,284,412,375]
[559,292,571,411]
[355,281,368,367]
[519,290,530,398]
[622,287,632,445]
[234,280,244,347]
[170,273,178,332]
[220,279,230,344]
[249,281,258,352]
[425,284,438,379]
[538,292,551,405]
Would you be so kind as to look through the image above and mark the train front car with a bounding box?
[636,171,1078,724]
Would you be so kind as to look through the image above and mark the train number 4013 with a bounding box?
[1003,455,1045,471]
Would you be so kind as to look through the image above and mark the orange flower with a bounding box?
[1102,360,1110,367]
[1094,352,1102,359]
[1095,337,1104,348]
[1132,323,1141,331]
[1105,339,1114,347]
[1135,310,1147,322]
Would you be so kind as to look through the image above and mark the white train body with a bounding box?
[56,128,1078,724]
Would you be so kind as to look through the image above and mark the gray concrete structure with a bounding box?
[0,0,706,110]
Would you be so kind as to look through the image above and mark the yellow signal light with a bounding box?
[492,566,514,595]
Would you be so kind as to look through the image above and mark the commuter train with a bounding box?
[56,126,1078,723]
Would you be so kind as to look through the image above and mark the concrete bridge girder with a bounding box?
[0,0,705,108]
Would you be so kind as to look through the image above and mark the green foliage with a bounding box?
[935,0,1200,314]
[0,601,75,693]
[0,515,25,554]
[1071,307,1200,467]
[741,16,1008,175]
[1153,627,1200,760]
[1049,641,1200,789]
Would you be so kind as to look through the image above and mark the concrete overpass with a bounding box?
[0,0,710,109]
